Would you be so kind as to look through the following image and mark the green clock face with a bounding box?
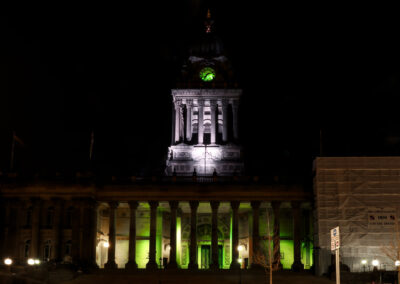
[199,67,216,82]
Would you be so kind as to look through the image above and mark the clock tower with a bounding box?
[166,10,244,176]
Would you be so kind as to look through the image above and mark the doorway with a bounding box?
[200,245,223,269]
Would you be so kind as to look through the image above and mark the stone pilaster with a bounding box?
[222,100,229,142]
[188,201,199,270]
[146,201,159,270]
[30,198,42,259]
[174,100,181,143]
[291,201,304,271]
[105,201,118,269]
[186,100,193,142]
[232,100,239,141]
[230,201,240,269]
[167,201,179,269]
[197,100,204,144]
[210,201,220,270]
[210,100,217,144]
[126,201,139,270]
[250,201,261,268]
[52,198,65,262]
[271,202,283,270]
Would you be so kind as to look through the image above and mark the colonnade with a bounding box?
[173,99,239,144]
[103,200,305,271]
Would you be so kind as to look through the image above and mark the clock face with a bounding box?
[199,67,216,82]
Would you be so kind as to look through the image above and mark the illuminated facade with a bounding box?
[165,11,243,176]
[0,10,314,283]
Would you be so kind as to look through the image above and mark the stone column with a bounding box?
[186,100,193,142]
[174,101,181,143]
[271,202,283,270]
[222,100,229,143]
[230,201,240,269]
[87,200,99,268]
[291,201,304,271]
[71,204,80,263]
[210,201,220,270]
[167,201,179,269]
[250,201,261,268]
[197,100,204,144]
[105,201,118,269]
[30,198,41,258]
[53,198,65,262]
[146,201,159,269]
[0,200,10,258]
[126,201,139,270]
[232,100,239,141]
[210,100,217,144]
[188,201,199,270]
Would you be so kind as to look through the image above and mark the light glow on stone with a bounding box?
[103,242,110,248]
[34,259,40,265]
[395,260,400,266]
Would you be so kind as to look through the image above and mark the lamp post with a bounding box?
[395,260,400,284]
[4,258,12,272]
[372,259,379,272]
[361,260,367,272]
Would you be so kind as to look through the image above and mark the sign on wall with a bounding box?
[368,208,397,229]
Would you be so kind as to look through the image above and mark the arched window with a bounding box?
[26,207,33,227]
[24,240,31,258]
[43,240,52,261]
[46,207,54,228]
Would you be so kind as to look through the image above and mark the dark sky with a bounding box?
[1,2,400,182]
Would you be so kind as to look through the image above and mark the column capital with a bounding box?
[209,99,218,107]
[189,201,199,210]
[186,99,193,106]
[149,201,159,209]
[108,201,119,210]
[232,99,239,108]
[271,201,281,211]
[210,201,220,211]
[169,201,179,210]
[231,201,240,211]
[291,201,301,209]
[128,201,139,210]
[197,99,205,106]
[251,201,261,210]
[174,99,182,109]
[221,99,229,107]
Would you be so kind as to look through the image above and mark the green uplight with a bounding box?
[199,67,216,82]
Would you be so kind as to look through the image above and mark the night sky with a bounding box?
[1,2,400,183]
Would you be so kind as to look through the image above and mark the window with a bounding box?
[43,240,52,261]
[26,207,33,227]
[46,207,54,228]
[24,240,31,258]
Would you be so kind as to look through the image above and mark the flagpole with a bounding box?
[10,131,16,172]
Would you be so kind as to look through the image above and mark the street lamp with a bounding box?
[103,242,110,248]
[372,259,379,271]
[34,259,40,265]
[4,258,12,265]
[396,260,400,284]
[27,258,35,265]
[361,259,367,272]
